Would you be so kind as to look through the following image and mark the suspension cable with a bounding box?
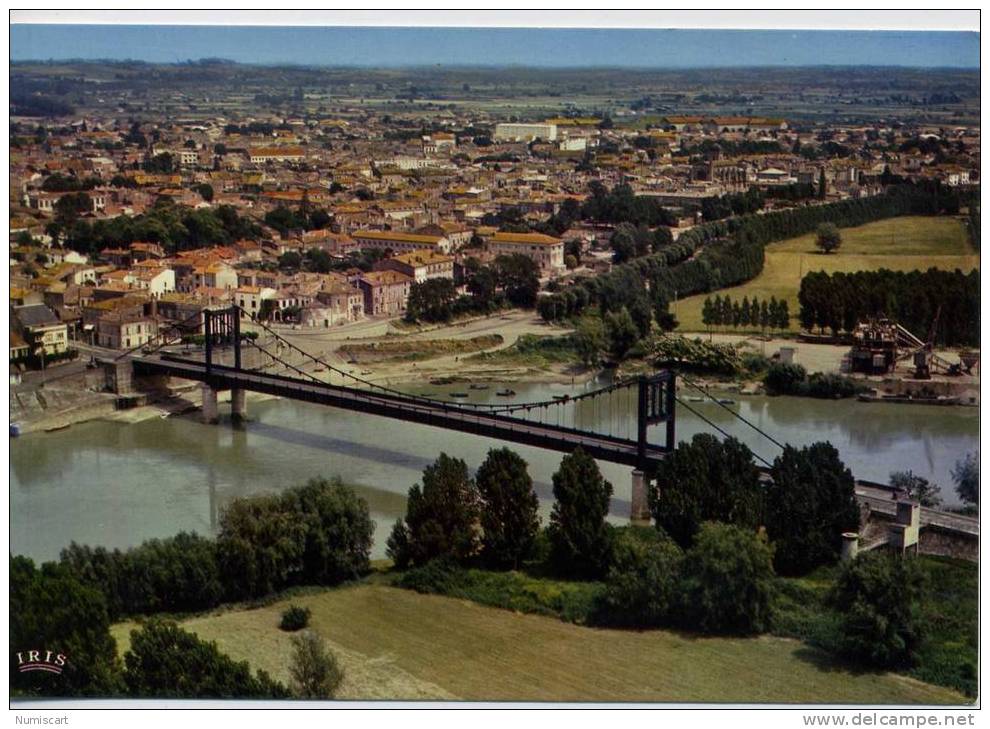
[678,372,788,451]
[676,396,774,468]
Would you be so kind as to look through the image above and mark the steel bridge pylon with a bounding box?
[632,371,675,524]
[201,306,247,423]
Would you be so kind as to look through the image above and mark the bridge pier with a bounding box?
[201,384,219,424]
[630,469,651,525]
[231,388,247,422]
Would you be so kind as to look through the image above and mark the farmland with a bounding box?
[674,216,978,333]
[111,584,964,703]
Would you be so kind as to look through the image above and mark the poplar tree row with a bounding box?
[702,294,790,332]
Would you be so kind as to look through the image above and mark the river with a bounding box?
[10,380,979,563]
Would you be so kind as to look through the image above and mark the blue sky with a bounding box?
[9,26,979,68]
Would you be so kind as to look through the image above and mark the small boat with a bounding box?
[717,398,736,405]
[10,423,21,437]
[553,394,570,401]
[496,388,516,397]
[160,411,171,419]
[361,370,373,375]
[687,396,705,403]
[449,392,469,398]
[469,384,489,390]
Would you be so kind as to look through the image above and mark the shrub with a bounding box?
[764,362,808,395]
[280,605,312,632]
[831,552,925,669]
[678,523,776,635]
[289,631,344,699]
[124,619,289,698]
[398,558,460,594]
[595,527,683,627]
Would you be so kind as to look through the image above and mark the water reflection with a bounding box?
[10,382,977,562]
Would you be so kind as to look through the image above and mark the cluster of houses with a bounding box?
[9,99,980,363]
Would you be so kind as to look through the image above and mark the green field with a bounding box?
[675,216,979,333]
[111,584,963,703]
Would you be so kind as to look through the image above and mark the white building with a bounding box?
[486,232,565,274]
[494,123,558,142]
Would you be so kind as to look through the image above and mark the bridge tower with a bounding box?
[201,306,247,423]
[631,372,676,524]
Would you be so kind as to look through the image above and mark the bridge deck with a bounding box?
[133,356,669,468]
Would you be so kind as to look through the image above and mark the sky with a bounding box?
[8,26,980,68]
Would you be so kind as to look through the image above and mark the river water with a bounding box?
[10,380,979,563]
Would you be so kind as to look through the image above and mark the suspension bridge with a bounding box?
[107,305,979,543]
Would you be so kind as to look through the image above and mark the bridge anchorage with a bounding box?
[128,306,678,523]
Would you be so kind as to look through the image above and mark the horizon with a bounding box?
[9,25,980,69]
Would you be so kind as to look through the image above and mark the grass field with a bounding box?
[675,216,979,333]
[111,584,964,703]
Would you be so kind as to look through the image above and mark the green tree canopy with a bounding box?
[124,619,289,698]
[678,522,776,635]
[10,556,123,697]
[388,453,481,567]
[765,442,860,576]
[815,222,842,254]
[650,433,764,549]
[831,552,925,669]
[476,448,540,569]
[548,447,614,578]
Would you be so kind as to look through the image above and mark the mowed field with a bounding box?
[676,216,978,333]
[111,585,963,703]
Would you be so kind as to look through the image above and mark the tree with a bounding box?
[10,556,123,697]
[832,552,925,669]
[650,434,764,549]
[194,183,214,202]
[493,254,540,308]
[289,631,344,699]
[678,522,776,635]
[604,307,639,361]
[475,448,540,569]
[405,279,458,323]
[889,470,942,507]
[278,251,302,270]
[609,225,636,264]
[818,168,827,199]
[548,447,614,578]
[124,619,288,698]
[391,453,481,566]
[573,315,606,367]
[952,453,978,507]
[765,443,861,576]
[596,527,683,627]
[815,222,842,254]
[216,478,372,600]
[701,297,715,340]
